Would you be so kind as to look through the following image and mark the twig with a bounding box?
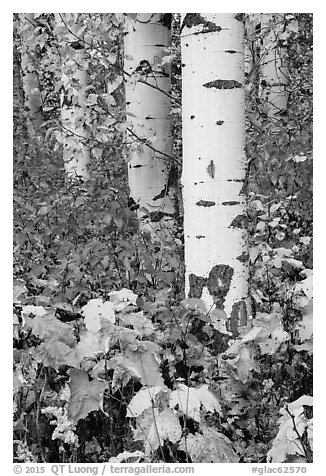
[126,127,181,167]
[285,406,312,462]
[58,14,181,106]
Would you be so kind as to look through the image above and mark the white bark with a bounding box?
[124,13,175,229]
[181,14,250,335]
[259,14,289,123]
[19,13,43,131]
[55,13,90,180]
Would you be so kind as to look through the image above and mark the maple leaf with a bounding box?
[127,386,167,418]
[28,313,75,345]
[179,425,239,463]
[120,345,164,387]
[34,340,79,370]
[267,396,313,463]
[68,369,107,424]
[145,409,182,454]
[81,299,115,332]
[170,384,222,422]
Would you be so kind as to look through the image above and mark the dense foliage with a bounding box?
[13,13,312,464]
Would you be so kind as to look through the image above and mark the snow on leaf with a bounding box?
[179,426,239,463]
[145,409,182,454]
[267,396,313,463]
[170,384,222,422]
[127,386,167,418]
[68,369,107,424]
[81,299,115,333]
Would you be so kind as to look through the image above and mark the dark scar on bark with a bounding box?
[181,14,222,34]
[196,200,216,207]
[229,300,248,336]
[230,214,247,229]
[236,251,249,263]
[208,265,234,307]
[160,14,172,28]
[235,13,245,22]
[225,50,237,54]
[188,274,206,298]
[203,80,242,89]
[222,201,240,206]
[188,265,234,308]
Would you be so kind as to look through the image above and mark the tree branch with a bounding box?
[126,127,181,167]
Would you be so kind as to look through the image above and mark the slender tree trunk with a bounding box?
[55,13,90,180]
[181,13,250,335]
[259,14,289,124]
[124,13,175,230]
[19,13,43,132]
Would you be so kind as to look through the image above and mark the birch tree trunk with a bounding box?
[55,13,90,180]
[19,13,43,132]
[181,13,250,335]
[259,14,289,124]
[124,13,175,230]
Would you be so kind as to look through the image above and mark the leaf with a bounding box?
[34,340,79,370]
[127,386,166,417]
[121,346,164,387]
[81,299,115,333]
[27,312,75,346]
[68,369,107,424]
[170,384,222,422]
[109,451,144,463]
[145,409,182,453]
[120,311,155,337]
[13,282,27,303]
[75,330,105,361]
[109,288,138,311]
[267,396,313,463]
[234,346,260,383]
[92,147,102,159]
[180,298,206,313]
[179,426,239,463]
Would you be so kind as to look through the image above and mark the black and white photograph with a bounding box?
[12,7,314,470]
